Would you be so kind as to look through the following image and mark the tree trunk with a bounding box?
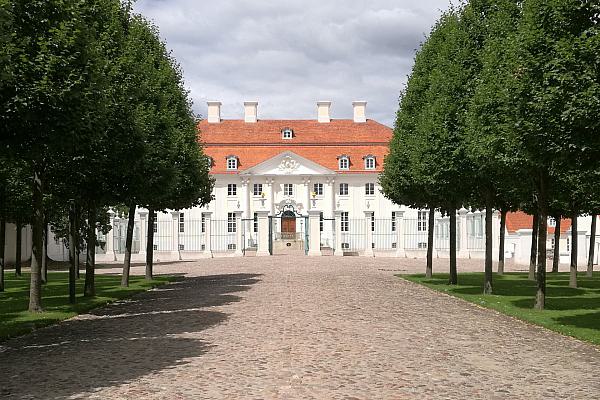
[552,217,561,273]
[426,207,435,278]
[528,212,539,280]
[41,218,48,283]
[569,211,578,288]
[534,174,548,310]
[121,203,136,287]
[449,208,457,285]
[484,196,493,295]
[0,214,5,292]
[15,219,22,276]
[84,204,96,297]
[587,214,596,278]
[498,210,506,275]
[75,205,80,280]
[68,202,77,304]
[146,208,155,280]
[28,170,44,312]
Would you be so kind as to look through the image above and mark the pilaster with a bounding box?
[364,211,375,257]
[308,210,322,256]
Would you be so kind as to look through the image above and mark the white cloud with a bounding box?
[134,0,452,126]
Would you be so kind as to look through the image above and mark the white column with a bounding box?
[458,208,469,258]
[170,211,181,260]
[243,178,251,218]
[268,178,275,215]
[256,210,270,256]
[334,210,343,256]
[329,178,336,218]
[308,210,322,256]
[138,210,148,256]
[395,210,406,257]
[305,178,311,211]
[203,211,213,257]
[234,210,243,256]
[364,211,374,257]
[106,209,116,261]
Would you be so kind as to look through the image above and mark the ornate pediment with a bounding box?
[241,151,335,176]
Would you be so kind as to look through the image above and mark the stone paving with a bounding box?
[1,256,600,399]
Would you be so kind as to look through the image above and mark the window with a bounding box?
[567,237,570,252]
[391,211,397,232]
[371,213,375,232]
[341,212,349,232]
[320,212,324,232]
[313,183,323,196]
[342,242,350,249]
[179,213,185,233]
[206,156,213,168]
[364,156,375,170]
[179,244,185,251]
[418,210,428,232]
[227,243,237,250]
[338,156,349,170]
[365,183,375,196]
[228,183,237,196]
[548,217,556,227]
[253,212,258,233]
[282,128,293,139]
[284,183,293,196]
[253,183,263,196]
[227,212,236,233]
[226,156,238,170]
[339,183,349,196]
[153,244,158,251]
[201,215,206,233]
[153,212,158,233]
[418,242,428,249]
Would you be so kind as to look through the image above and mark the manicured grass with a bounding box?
[402,272,600,345]
[0,272,177,341]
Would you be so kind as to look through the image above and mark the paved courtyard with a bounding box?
[1,257,599,399]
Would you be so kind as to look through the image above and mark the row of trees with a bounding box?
[381,0,600,309]
[0,0,213,311]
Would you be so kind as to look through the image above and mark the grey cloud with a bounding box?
[134,0,451,126]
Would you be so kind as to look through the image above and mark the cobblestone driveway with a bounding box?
[1,257,599,399]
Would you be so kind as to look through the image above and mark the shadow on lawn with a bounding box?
[554,311,600,331]
[0,273,261,400]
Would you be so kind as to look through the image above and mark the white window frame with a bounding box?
[284,183,293,197]
[365,183,375,196]
[253,212,258,233]
[227,183,237,196]
[227,212,236,233]
[253,183,263,196]
[282,128,293,139]
[179,213,185,233]
[364,156,375,170]
[417,210,428,232]
[226,156,238,170]
[391,211,397,232]
[313,183,323,196]
[339,183,349,196]
[341,212,349,232]
[338,156,349,170]
[201,215,206,233]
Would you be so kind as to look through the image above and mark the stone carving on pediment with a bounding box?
[277,155,300,174]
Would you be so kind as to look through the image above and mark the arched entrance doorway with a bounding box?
[281,210,296,239]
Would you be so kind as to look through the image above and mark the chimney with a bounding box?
[207,101,222,123]
[317,101,331,123]
[244,101,258,123]
[352,101,367,123]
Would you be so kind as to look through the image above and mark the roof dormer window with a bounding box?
[226,155,238,170]
[363,155,376,170]
[282,128,293,139]
[337,155,350,170]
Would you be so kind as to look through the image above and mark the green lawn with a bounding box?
[0,272,177,341]
[402,272,600,345]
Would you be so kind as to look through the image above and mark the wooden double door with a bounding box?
[281,216,296,239]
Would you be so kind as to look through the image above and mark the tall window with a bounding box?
[201,214,206,233]
[339,183,349,196]
[228,183,237,196]
[338,156,349,170]
[153,212,158,233]
[548,217,556,227]
[391,211,397,232]
[226,156,238,170]
[227,212,236,233]
[371,213,375,232]
[284,183,293,196]
[313,183,323,196]
[365,183,375,195]
[364,156,375,170]
[417,210,428,232]
[253,212,258,233]
[179,213,185,233]
[320,212,324,232]
[341,212,349,232]
[253,183,263,196]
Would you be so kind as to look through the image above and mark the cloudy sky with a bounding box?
[134,0,452,127]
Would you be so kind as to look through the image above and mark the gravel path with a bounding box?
[1,256,599,399]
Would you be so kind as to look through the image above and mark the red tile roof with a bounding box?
[198,119,392,174]
[505,211,572,234]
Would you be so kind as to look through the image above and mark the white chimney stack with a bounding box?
[317,101,331,123]
[352,101,367,123]
[207,101,222,123]
[244,101,258,123]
